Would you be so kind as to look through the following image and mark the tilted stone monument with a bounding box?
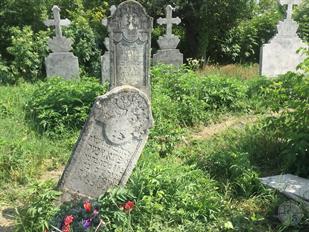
[59,85,153,199]
[260,0,307,77]
[44,5,79,80]
[101,6,117,84]
[153,5,183,67]
[106,0,153,96]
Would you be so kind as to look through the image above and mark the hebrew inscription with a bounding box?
[59,86,153,199]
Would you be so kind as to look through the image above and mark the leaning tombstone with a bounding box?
[260,0,307,77]
[153,5,183,67]
[101,5,117,84]
[58,1,154,200]
[106,0,153,96]
[59,85,153,200]
[44,5,79,80]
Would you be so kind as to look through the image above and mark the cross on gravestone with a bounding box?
[280,0,301,19]
[157,5,181,37]
[44,5,71,38]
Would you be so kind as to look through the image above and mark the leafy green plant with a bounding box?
[152,65,249,127]
[25,77,108,136]
[65,7,102,78]
[260,73,309,177]
[15,181,60,232]
[7,26,49,82]
[222,1,282,63]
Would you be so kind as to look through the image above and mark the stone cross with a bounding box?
[280,0,301,19]
[157,5,181,37]
[44,5,71,38]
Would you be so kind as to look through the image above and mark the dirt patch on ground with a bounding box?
[191,115,259,140]
[40,166,64,182]
[0,206,14,232]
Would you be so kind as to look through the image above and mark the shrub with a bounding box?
[260,73,309,177]
[25,77,108,136]
[221,7,282,63]
[65,8,102,78]
[7,26,49,82]
[0,56,17,84]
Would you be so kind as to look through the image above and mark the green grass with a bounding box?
[0,84,76,205]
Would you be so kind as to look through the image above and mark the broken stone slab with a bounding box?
[260,174,309,201]
[58,85,153,200]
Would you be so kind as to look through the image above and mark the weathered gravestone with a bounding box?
[260,0,307,77]
[101,6,117,84]
[106,0,153,96]
[153,5,183,67]
[44,5,79,80]
[59,85,153,199]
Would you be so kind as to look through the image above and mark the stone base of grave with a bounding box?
[153,49,183,68]
[260,37,306,77]
[45,52,80,80]
[101,52,110,84]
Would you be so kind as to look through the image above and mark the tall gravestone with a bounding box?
[153,5,183,67]
[101,6,117,84]
[59,85,153,199]
[44,6,79,80]
[260,0,306,77]
[106,0,153,96]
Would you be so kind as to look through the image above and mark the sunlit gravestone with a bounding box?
[58,0,153,200]
[107,0,153,96]
[44,5,79,80]
[153,5,183,67]
[260,0,307,77]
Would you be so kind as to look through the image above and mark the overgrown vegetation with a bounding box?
[25,77,108,136]
[0,64,307,231]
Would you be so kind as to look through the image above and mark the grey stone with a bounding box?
[45,53,79,80]
[101,38,110,84]
[260,174,309,201]
[260,0,307,77]
[106,0,153,96]
[101,6,117,85]
[153,5,183,67]
[59,85,153,199]
[44,5,79,80]
[153,49,183,68]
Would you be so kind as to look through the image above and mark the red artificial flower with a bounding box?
[62,215,74,232]
[83,200,92,213]
[123,200,135,212]
[64,215,74,225]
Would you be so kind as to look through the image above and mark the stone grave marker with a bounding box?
[59,85,153,199]
[106,0,153,96]
[44,5,79,80]
[260,0,307,77]
[153,5,183,67]
[101,5,117,84]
